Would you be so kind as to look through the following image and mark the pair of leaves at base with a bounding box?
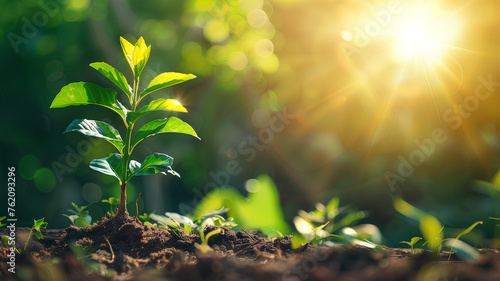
[90,152,178,183]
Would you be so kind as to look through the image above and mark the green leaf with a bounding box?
[127,99,188,123]
[131,117,199,151]
[50,82,127,120]
[444,239,481,262]
[410,236,423,245]
[139,72,196,100]
[128,153,178,180]
[420,215,444,253]
[33,218,48,231]
[455,221,483,241]
[90,62,132,99]
[165,212,197,227]
[193,175,291,235]
[64,119,124,152]
[102,197,120,206]
[74,217,91,227]
[132,37,151,80]
[149,213,179,229]
[33,218,48,239]
[291,235,308,249]
[89,153,124,182]
[120,36,134,74]
[326,196,340,220]
[71,202,87,213]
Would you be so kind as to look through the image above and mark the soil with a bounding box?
[2,213,500,281]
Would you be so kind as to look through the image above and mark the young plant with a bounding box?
[394,196,482,260]
[24,218,48,250]
[401,237,422,253]
[50,37,199,215]
[292,196,371,247]
[102,197,120,215]
[63,202,92,227]
[195,228,222,253]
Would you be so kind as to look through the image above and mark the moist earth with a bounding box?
[1,214,500,281]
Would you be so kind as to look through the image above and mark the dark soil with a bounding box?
[2,213,500,281]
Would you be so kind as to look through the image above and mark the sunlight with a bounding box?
[392,3,463,62]
[394,21,445,60]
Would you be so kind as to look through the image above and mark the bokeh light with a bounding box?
[19,154,41,180]
[34,168,56,193]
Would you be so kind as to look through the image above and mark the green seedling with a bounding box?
[0,216,6,227]
[401,237,423,253]
[192,175,290,235]
[195,228,222,253]
[395,196,482,260]
[24,218,48,250]
[63,202,92,227]
[102,197,120,215]
[1,235,20,253]
[445,221,483,260]
[50,37,199,215]
[138,211,154,224]
[292,196,369,247]
[149,212,197,234]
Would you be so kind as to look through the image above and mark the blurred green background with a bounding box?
[2,0,500,247]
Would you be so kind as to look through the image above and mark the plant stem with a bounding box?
[117,76,139,216]
[118,182,128,215]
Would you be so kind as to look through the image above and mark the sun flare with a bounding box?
[394,21,449,61]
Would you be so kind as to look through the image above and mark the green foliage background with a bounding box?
[2,0,500,247]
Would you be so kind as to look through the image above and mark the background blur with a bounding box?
[2,0,500,247]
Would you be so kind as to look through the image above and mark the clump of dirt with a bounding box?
[2,214,500,281]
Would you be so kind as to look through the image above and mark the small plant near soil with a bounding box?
[63,202,92,227]
[147,207,236,235]
[195,228,222,253]
[401,237,423,253]
[51,36,199,216]
[149,212,198,233]
[394,196,482,261]
[24,218,48,250]
[292,196,379,247]
[0,216,6,227]
[102,197,120,215]
[192,175,290,236]
[1,236,19,253]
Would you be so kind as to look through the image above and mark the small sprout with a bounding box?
[444,239,481,262]
[446,221,483,260]
[63,203,92,227]
[24,218,48,250]
[395,197,482,258]
[102,197,120,215]
[1,236,20,253]
[293,196,368,247]
[401,237,423,253]
[0,216,6,227]
[195,228,222,253]
[138,210,155,223]
[149,212,198,235]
